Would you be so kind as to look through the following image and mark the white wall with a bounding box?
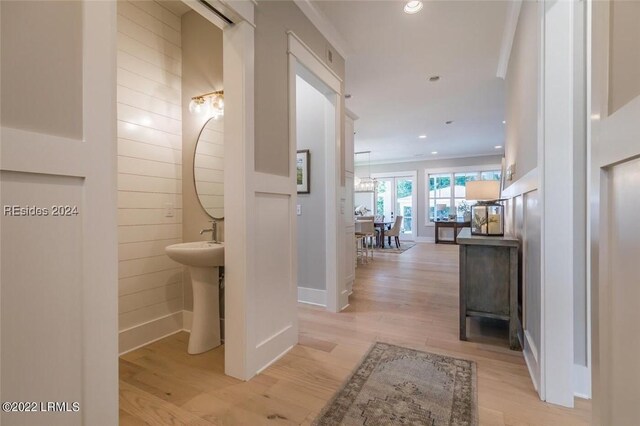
[117,0,184,353]
[504,0,539,186]
[356,155,503,240]
[296,76,327,293]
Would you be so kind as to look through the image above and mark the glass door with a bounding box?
[374,175,415,240]
[395,177,414,238]
[376,178,394,222]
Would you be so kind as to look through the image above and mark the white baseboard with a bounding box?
[119,311,183,355]
[297,286,327,306]
[523,330,541,395]
[523,345,540,393]
[182,310,193,332]
[573,364,592,399]
[414,237,435,243]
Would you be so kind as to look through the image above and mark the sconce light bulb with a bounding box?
[189,99,202,114]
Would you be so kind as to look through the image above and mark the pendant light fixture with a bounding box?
[354,151,378,193]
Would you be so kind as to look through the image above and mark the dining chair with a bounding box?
[385,216,404,249]
[355,219,375,263]
[374,215,384,246]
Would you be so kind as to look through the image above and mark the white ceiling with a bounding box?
[311,0,509,164]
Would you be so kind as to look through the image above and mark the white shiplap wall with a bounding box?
[117,0,184,352]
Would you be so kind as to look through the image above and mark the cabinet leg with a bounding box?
[509,321,521,350]
[459,317,467,341]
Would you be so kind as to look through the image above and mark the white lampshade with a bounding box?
[436,203,447,211]
[466,180,500,201]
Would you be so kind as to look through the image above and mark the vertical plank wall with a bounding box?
[116,0,184,352]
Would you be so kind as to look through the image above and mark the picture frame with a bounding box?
[296,150,310,194]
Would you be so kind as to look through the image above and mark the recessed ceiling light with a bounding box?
[502,120,506,124]
[431,151,438,155]
[428,75,440,82]
[445,120,454,125]
[495,145,503,149]
[404,1,423,14]
[418,135,427,139]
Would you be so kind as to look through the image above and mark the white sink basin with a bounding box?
[165,241,224,267]
[165,241,225,354]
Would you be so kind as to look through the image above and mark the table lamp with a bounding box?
[465,180,504,236]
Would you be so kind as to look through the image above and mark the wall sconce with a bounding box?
[189,90,224,118]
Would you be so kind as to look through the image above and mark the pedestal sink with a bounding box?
[165,241,224,354]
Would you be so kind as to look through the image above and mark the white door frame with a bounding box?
[287,31,346,313]
[371,171,418,240]
[182,0,256,379]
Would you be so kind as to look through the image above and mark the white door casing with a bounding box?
[1,1,118,424]
[288,31,346,313]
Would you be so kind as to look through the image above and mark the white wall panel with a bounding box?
[117,68,181,104]
[117,0,183,352]
[254,193,294,344]
[118,139,182,163]
[117,1,181,45]
[118,238,183,260]
[118,192,182,209]
[118,223,182,244]
[117,208,183,226]
[117,85,182,120]
[118,156,182,179]
[118,269,182,297]
[1,172,84,425]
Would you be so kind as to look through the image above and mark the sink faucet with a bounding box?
[200,217,223,243]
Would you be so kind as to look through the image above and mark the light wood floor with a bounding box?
[119,243,591,425]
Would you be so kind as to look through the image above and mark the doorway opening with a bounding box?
[294,66,337,307]
[288,31,345,313]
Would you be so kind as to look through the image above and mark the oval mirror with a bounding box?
[194,117,224,218]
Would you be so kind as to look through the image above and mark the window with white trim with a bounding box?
[427,170,501,222]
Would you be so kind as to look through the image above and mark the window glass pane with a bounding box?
[376,179,391,217]
[481,170,501,181]
[431,198,451,221]
[454,172,479,198]
[429,176,435,199]
[429,173,451,199]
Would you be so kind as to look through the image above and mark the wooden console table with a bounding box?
[458,228,522,350]
[434,220,470,244]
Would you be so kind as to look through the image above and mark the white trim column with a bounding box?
[540,0,575,407]
[223,17,255,380]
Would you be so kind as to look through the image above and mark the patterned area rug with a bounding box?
[373,242,416,254]
[314,342,477,426]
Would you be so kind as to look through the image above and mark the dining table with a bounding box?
[374,221,394,248]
